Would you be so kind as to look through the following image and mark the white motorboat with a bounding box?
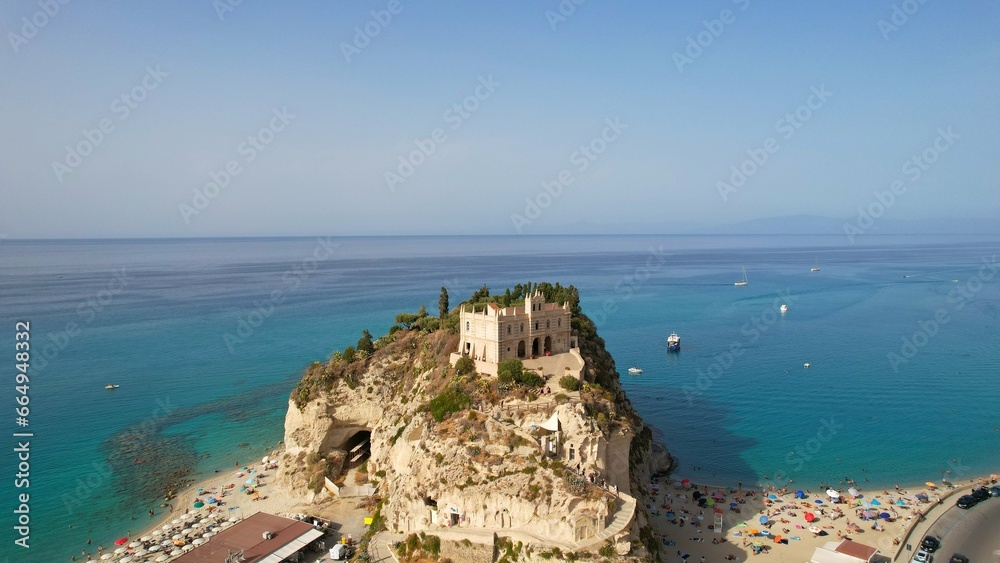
[627,366,643,374]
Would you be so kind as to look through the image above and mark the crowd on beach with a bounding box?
[74,457,280,562]
[643,472,999,562]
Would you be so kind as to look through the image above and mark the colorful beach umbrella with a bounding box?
[767,494,777,500]
[795,490,805,499]
[814,499,824,504]
[759,515,768,524]
[848,487,860,497]
[827,489,840,498]
[730,502,739,507]
[748,528,759,535]
[115,537,129,546]
[925,482,937,488]
[193,501,205,508]
[879,512,891,519]
[871,499,881,506]
[804,512,816,522]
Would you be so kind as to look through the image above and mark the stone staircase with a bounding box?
[573,491,637,551]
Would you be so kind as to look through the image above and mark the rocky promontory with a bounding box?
[277,283,674,561]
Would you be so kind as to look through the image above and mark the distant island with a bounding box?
[276,282,674,561]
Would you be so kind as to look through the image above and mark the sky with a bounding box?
[1,0,998,238]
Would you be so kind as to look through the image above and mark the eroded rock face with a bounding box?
[279,323,674,556]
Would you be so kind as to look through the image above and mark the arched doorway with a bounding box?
[544,336,552,354]
[517,340,526,358]
[532,338,540,356]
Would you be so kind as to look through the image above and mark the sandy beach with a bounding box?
[74,452,369,562]
[645,473,998,563]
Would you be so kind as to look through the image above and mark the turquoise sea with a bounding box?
[2,235,999,561]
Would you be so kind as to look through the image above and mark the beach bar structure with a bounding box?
[172,512,324,563]
[810,539,880,563]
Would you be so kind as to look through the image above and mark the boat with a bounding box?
[105,384,119,389]
[627,366,643,374]
[810,266,820,272]
[803,363,811,368]
[734,267,749,286]
[780,304,788,313]
[667,332,681,351]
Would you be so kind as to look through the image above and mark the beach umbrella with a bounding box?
[861,511,875,519]
[862,502,872,508]
[119,557,134,563]
[925,482,937,488]
[915,493,929,501]
[848,487,860,497]
[706,499,715,506]
[808,526,822,535]
[140,535,153,542]
[149,545,161,552]
[171,549,183,556]
[730,502,738,508]
[666,512,676,518]
[114,547,127,554]
[171,519,182,525]
[814,499,824,504]
[760,530,770,536]
[871,499,881,506]
[100,554,113,561]
[681,479,691,488]
[115,537,129,546]
[795,490,805,499]
[183,544,194,551]
[895,500,907,506]
[193,501,205,508]
[759,515,769,524]
[827,489,840,498]
[714,508,724,514]
[767,494,777,500]
[879,512,891,519]
[129,541,141,548]
[747,528,759,535]
[155,556,169,562]
[181,528,193,535]
[133,548,148,556]
[804,512,815,522]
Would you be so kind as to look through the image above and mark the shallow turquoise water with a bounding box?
[1,235,998,560]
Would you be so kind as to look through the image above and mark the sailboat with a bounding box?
[734,267,749,286]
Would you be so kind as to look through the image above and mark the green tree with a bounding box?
[417,304,428,318]
[455,356,475,375]
[341,345,356,363]
[497,359,524,384]
[357,329,374,354]
[558,375,580,392]
[395,312,420,328]
[439,287,449,318]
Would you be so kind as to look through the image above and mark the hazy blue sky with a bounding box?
[1,1,998,237]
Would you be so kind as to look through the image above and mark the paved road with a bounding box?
[924,498,1000,563]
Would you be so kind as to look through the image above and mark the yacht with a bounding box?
[627,366,643,375]
[810,266,821,272]
[734,267,749,286]
[105,384,119,389]
[780,304,788,313]
[667,332,681,351]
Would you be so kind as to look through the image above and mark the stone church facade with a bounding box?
[458,293,573,363]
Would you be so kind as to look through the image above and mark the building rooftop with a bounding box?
[171,512,323,563]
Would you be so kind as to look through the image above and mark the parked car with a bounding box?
[911,550,932,563]
[955,495,977,509]
[989,485,1000,497]
[970,487,990,502]
[329,544,354,560]
[948,554,968,563]
[921,536,941,553]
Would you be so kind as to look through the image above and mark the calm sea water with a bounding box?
[1,235,999,560]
